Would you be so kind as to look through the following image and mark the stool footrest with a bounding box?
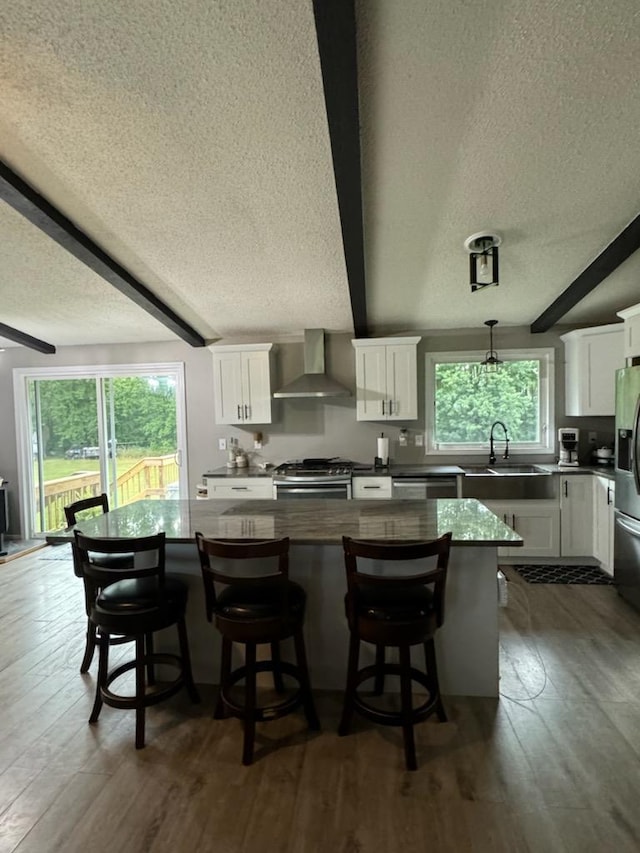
[220,660,305,722]
[353,663,440,727]
[102,653,185,710]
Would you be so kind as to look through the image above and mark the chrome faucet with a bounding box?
[489,421,510,465]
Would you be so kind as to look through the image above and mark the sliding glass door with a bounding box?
[15,363,187,535]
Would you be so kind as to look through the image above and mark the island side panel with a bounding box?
[161,541,499,698]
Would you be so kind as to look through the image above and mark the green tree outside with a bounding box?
[31,376,177,457]
[434,360,539,444]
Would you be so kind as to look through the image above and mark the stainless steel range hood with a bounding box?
[273,329,351,398]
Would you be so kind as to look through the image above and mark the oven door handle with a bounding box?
[277,486,347,495]
[278,486,345,494]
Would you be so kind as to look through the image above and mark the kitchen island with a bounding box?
[49,498,521,697]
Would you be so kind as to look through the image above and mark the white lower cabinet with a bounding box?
[560,475,594,557]
[204,477,274,500]
[485,501,560,558]
[593,476,615,575]
[352,476,392,499]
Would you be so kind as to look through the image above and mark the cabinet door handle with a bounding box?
[231,486,249,490]
[237,404,242,420]
[382,400,386,415]
[564,480,568,498]
[244,404,249,419]
[607,485,611,505]
[389,399,394,415]
[364,485,381,489]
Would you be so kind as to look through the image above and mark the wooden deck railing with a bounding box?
[37,455,179,531]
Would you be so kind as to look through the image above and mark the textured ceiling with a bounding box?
[1,0,640,350]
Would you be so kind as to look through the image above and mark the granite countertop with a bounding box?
[47,498,521,547]
[535,463,615,480]
[203,465,274,479]
[352,464,464,477]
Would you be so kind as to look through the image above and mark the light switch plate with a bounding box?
[218,438,227,450]
[414,433,424,446]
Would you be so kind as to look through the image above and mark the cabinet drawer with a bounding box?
[352,476,392,499]
[204,477,274,500]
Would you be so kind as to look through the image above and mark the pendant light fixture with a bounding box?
[481,320,502,373]
[464,231,501,292]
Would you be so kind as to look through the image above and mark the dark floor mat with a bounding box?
[511,564,614,585]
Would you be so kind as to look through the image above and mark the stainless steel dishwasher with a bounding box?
[391,476,459,499]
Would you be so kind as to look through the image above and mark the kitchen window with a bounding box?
[425,348,555,455]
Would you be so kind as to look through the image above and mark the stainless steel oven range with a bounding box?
[272,458,353,499]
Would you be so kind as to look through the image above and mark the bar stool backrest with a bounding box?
[73,531,167,591]
[65,494,110,578]
[194,534,290,622]
[342,533,452,628]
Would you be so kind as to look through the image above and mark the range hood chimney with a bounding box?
[273,329,351,398]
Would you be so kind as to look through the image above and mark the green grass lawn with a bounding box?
[36,456,144,481]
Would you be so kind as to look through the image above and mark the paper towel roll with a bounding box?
[377,437,389,464]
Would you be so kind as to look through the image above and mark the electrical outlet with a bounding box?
[218,438,227,450]
[588,431,597,443]
[415,433,424,446]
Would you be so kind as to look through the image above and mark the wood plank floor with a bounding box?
[2,550,640,852]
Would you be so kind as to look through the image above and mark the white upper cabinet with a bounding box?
[352,337,421,421]
[560,324,624,416]
[617,303,640,360]
[209,344,273,424]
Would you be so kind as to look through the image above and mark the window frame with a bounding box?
[424,347,555,455]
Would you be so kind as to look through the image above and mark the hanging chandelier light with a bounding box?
[464,231,502,292]
[481,319,502,373]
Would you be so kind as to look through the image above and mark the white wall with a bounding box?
[0,325,615,536]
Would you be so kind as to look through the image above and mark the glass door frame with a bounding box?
[13,361,188,538]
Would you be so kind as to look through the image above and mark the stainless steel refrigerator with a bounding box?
[614,365,640,610]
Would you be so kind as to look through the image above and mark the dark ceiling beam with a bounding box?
[0,161,206,347]
[531,212,640,333]
[0,322,56,354]
[312,0,368,338]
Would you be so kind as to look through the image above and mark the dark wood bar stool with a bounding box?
[195,534,319,765]
[339,533,452,771]
[74,531,200,749]
[65,494,133,673]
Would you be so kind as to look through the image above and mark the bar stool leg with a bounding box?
[89,632,108,723]
[374,645,385,695]
[399,644,417,771]
[145,633,155,686]
[176,617,200,703]
[424,639,447,722]
[270,642,285,694]
[215,636,232,719]
[293,629,320,730]
[80,618,97,674]
[242,642,257,766]
[338,632,360,736]
[135,634,146,749]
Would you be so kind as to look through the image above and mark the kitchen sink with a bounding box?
[460,465,557,499]
[487,465,550,475]
[462,464,549,476]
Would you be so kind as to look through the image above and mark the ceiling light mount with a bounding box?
[464,231,502,292]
